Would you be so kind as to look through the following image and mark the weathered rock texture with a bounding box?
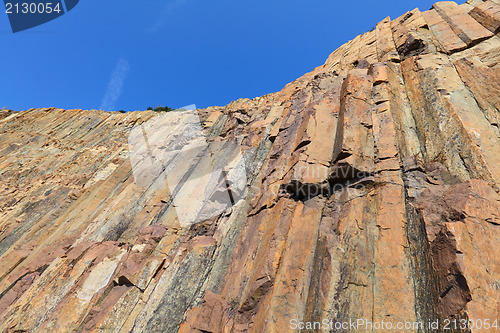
[0,1,499,332]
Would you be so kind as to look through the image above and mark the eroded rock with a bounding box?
[0,1,499,332]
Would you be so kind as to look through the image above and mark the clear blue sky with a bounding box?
[0,0,459,111]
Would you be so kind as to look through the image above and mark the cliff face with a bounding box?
[0,1,499,332]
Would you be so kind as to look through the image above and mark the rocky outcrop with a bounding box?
[0,1,499,332]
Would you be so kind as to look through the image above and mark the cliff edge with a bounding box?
[0,0,499,332]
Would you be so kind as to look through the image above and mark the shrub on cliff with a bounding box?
[147,105,174,112]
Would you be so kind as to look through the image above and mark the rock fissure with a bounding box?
[0,1,499,331]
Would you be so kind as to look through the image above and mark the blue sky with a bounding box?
[0,0,458,111]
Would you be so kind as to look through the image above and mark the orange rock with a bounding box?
[469,0,500,32]
[433,1,493,45]
[0,1,499,331]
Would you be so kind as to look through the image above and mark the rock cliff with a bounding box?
[0,0,499,332]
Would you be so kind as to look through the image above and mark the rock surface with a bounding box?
[0,1,499,332]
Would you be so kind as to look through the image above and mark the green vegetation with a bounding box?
[147,105,174,112]
[115,105,175,113]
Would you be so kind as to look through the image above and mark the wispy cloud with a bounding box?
[148,0,189,33]
[100,58,130,111]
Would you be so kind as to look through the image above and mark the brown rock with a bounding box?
[469,0,500,32]
[433,1,493,45]
[0,1,499,332]
[422,9,468,53]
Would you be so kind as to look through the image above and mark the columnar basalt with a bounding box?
[0,1,499,332]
